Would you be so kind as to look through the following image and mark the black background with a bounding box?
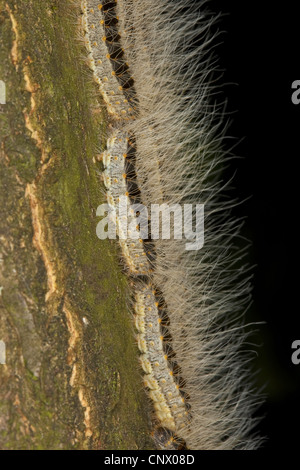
[207,0,300,449]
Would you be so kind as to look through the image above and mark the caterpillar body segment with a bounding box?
[81,0,134,119]
[114,0,135,73]
[134,285,190,433]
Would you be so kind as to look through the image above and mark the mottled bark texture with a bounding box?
[0,0,152,450]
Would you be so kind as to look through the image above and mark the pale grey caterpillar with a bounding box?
[79,0,261,450]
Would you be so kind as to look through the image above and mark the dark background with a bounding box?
[207,0,300,449]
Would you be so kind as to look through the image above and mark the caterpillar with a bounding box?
[79,0,261,450]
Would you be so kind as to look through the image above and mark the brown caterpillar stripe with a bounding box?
[102,127,150,275]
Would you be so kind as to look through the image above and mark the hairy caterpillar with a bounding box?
[80,0,134,118]
[79,0,261,450]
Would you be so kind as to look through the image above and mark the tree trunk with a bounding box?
[0,0,152,450]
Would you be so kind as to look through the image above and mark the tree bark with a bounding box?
[0,0,152,450]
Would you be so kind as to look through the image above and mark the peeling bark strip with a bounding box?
[1,0,152,450]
